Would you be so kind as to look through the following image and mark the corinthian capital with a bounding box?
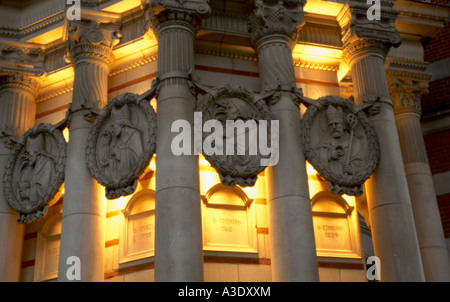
[388,77,430,116]
[145,0,211,36]
[339,0,401,62]
[66,15,122,67]
[247,0,305,46]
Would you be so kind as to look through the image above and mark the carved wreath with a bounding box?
[3,123,66,223]
[196,84,273,187]
[86,91,157,199]
[301,95,380,196]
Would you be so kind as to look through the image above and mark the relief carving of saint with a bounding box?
[196,85,274,187]
[100,104,144,186]
[87,92,157,199]
[4,124,66,223]
[316,105,363,182]
[18,135,55,210]
[301,95,379,196]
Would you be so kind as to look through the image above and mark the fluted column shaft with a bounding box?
[152,10,203,282]
[392,82,450,281]
[0,74,39,281]
[346,42,425,281]
[256,37,319,281]
[57,19,119,282]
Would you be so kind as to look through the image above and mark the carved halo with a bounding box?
[301,95,380,196]
[196,84,273,187]
[3,123,66,223]
[86,92,157,199]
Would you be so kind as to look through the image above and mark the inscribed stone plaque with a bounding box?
[202,184,257,253]
[34,215,62,281]
[120,189,155,263]
[311,192,362,259]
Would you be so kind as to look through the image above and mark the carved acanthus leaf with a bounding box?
[66,19,122,66]
[247,0,306,44]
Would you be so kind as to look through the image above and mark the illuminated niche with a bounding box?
[311,192,362,259]
[201,184,257,253]
[120,189,155,263]
[34,214,62,282]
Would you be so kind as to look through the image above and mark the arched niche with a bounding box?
[311,191,362,259]
[34,214,62,281]
[119,189,155,264]
[201,184,257,254]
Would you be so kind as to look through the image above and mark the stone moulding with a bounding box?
[86,89,157,199]
[3,123,66,224]
[301,95,380,196]
[196,84,273,188]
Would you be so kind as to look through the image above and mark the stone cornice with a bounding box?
[0,42,46,77]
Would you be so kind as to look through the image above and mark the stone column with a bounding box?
[339,1,425,281]
[149,1,210,282]
[248,0,319,282]
[57,17,120,281]
[388,75,450,281]
[0,74,39,281]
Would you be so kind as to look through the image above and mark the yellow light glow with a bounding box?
[27,27,63,45]
[62,127,69,143]
[304,0,344,17]
[102,0,141,14]
[306,161,319,177]
[293,44,342,60]
[199,155,211,168]
[149,155,156,171]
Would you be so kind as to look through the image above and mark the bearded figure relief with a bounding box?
[301,95,379,196]
[196,84,274,187]
[86,92,157,199]
[4,124,66,223]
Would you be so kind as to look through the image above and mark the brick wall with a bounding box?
[422,17,450,239]
[424,20,450,63]
[424,130,450,174]
[437,193,450,238]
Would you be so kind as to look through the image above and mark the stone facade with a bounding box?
[0,0,449,282]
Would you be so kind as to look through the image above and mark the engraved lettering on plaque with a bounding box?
[201,184,257,253]
[34,214,62,281]
[311,192,362,259]
[120,189,155,263]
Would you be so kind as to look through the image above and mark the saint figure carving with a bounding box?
[18,134,55,212]
[316,105,363,181]
[101,104,144,186]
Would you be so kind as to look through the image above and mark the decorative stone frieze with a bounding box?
[301,95,379,196]
[196,84,273,187]
[3,123,66,223]
[86,90,157,199]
